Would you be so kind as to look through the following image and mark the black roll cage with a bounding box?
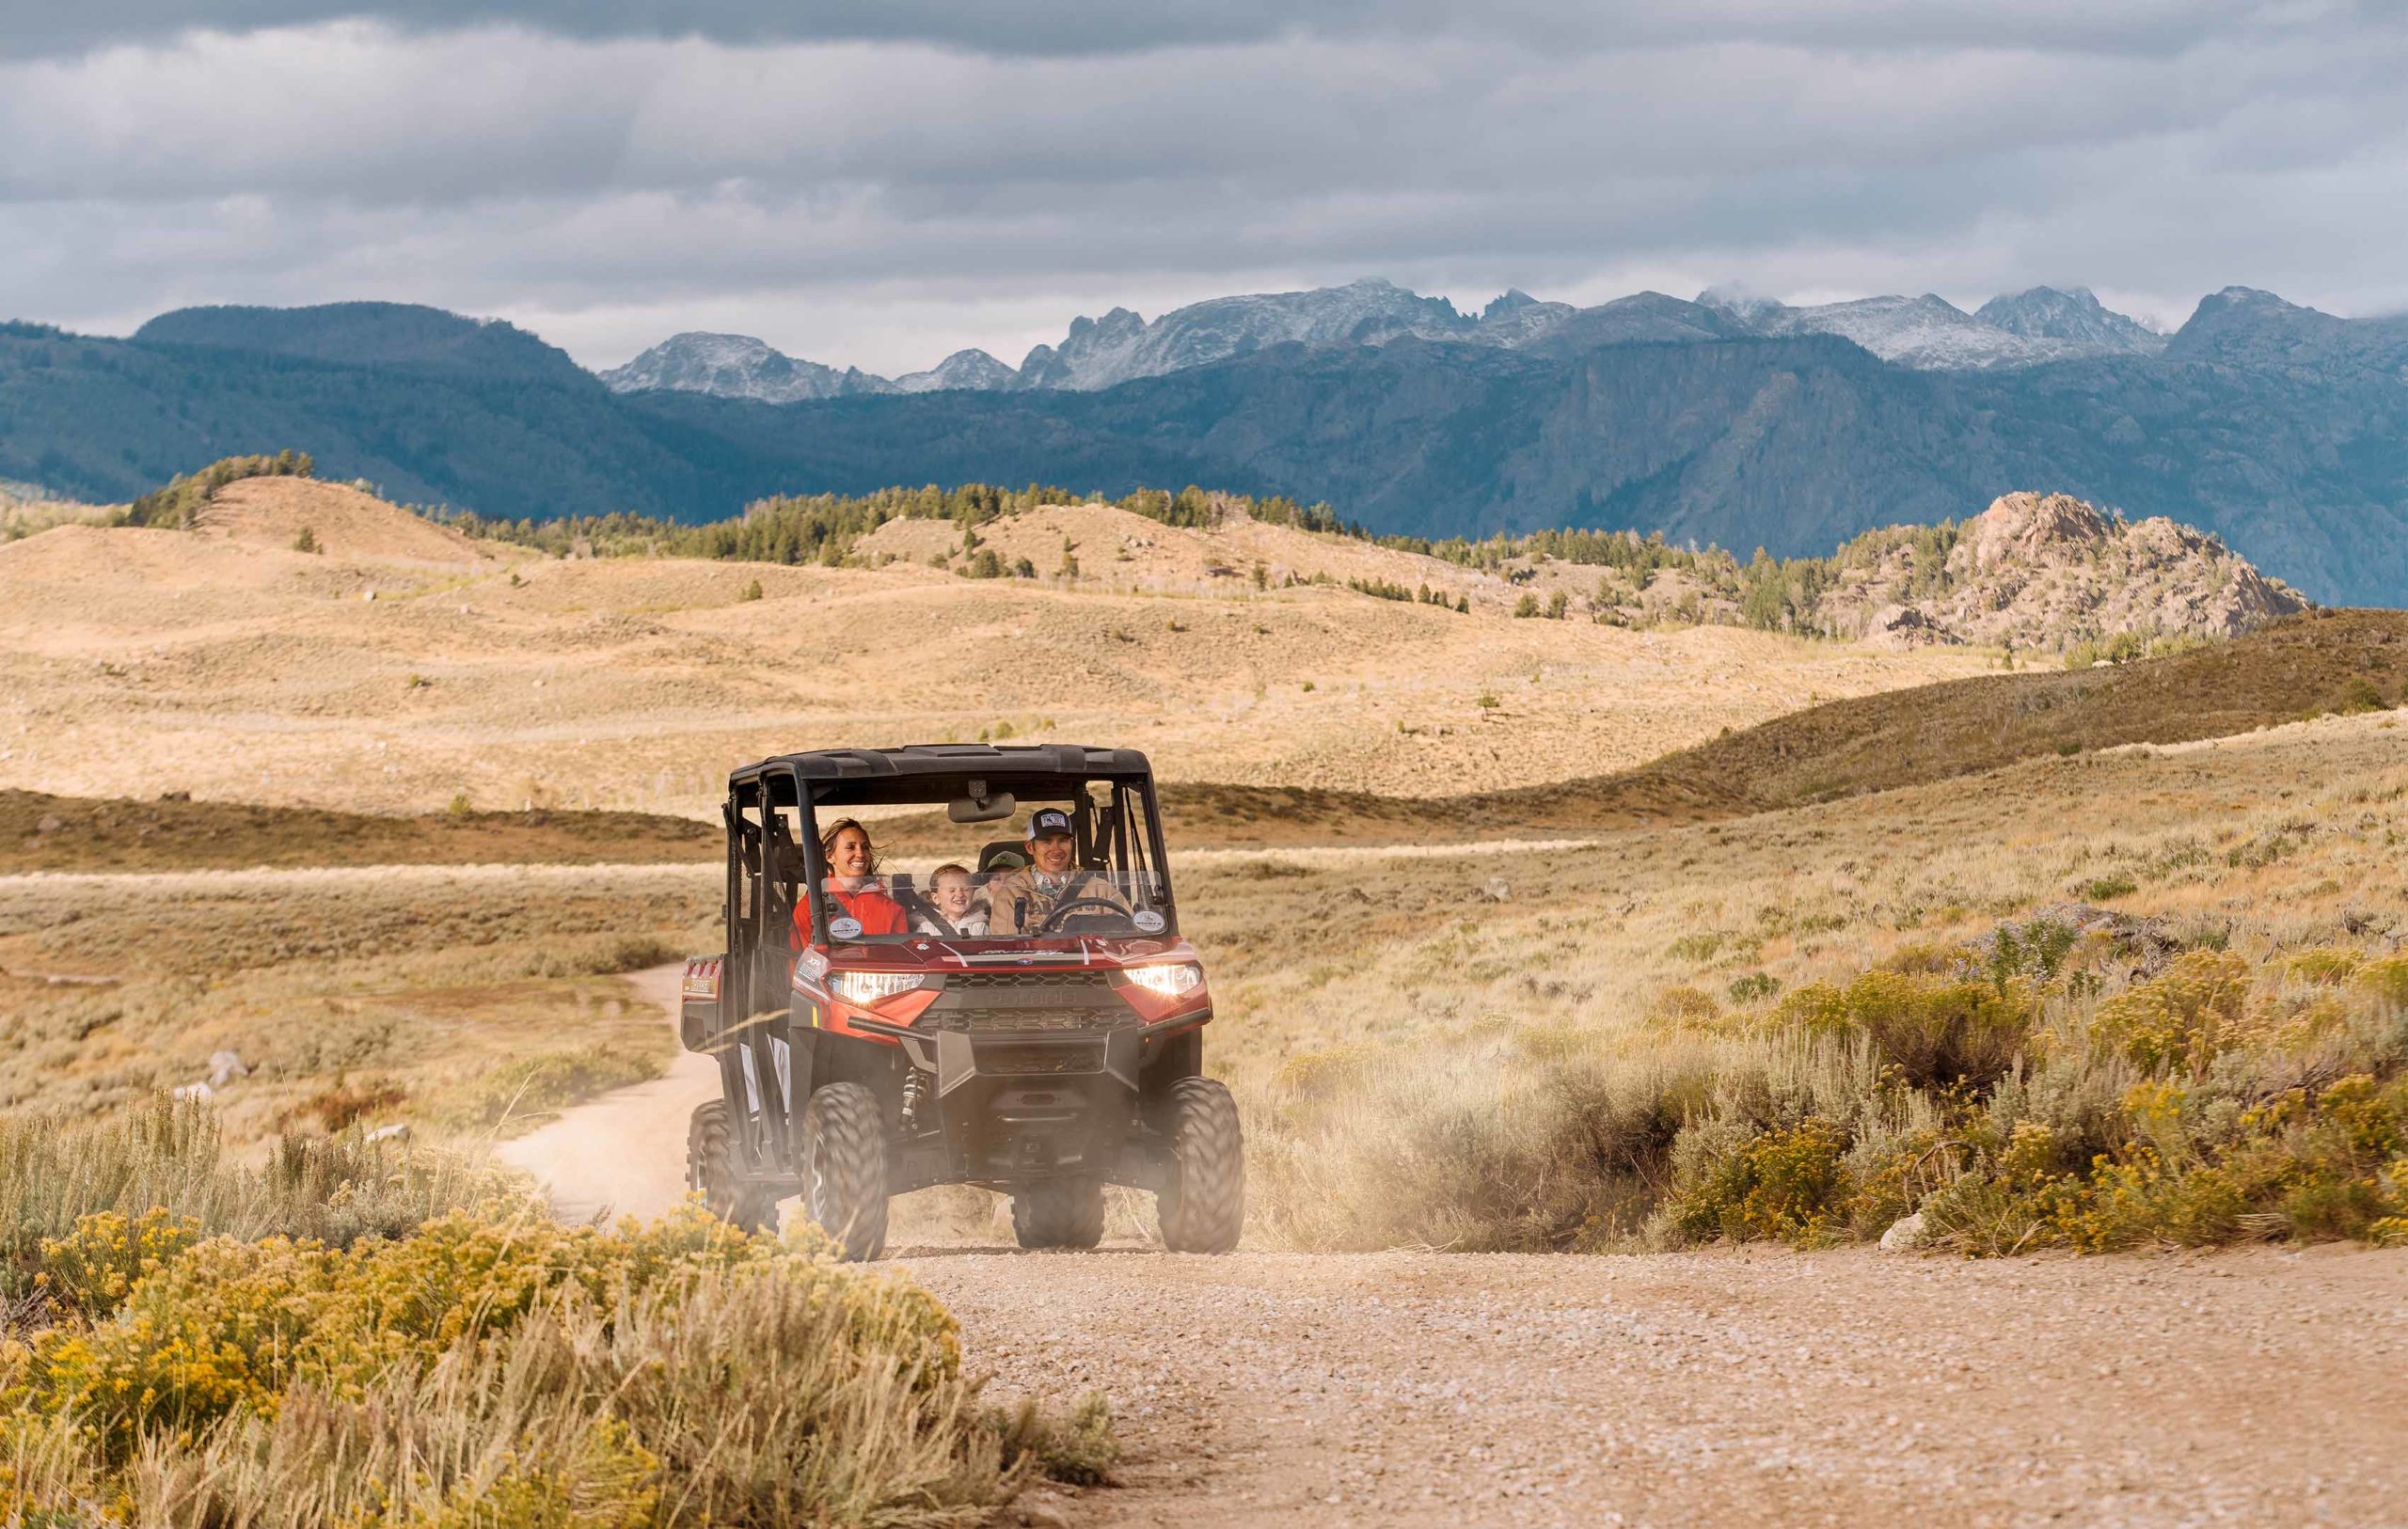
[721,746,1177,968]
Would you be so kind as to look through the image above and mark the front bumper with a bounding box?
[853,1010,1204,1191]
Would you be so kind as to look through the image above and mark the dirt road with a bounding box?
[506,973,2408,1527]
[916,1244,2408,1527]
[497,964,718,1222]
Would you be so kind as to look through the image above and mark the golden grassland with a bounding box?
[0,866,711,1138]
[0,481,1990,816]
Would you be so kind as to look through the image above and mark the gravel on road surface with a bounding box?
[901,1241,2408,1528]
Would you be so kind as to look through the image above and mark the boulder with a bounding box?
[1879,1211,1929,1252]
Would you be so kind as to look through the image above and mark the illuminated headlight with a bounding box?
[1124,963,1204,998]
[830,970,925,1006]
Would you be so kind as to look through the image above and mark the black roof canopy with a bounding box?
[730,745,1155,805]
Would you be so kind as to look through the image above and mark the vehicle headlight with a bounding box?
[830,970,925,1006]
[1124,963,1203,998]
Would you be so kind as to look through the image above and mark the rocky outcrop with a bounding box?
[1827,493,2308,652]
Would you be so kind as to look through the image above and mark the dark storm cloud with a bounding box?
[2,3,2404,373]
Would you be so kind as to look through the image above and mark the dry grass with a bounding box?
[0,483,1988,816]
[1487,607,2408,825]
[0,865,709,1139]
[0,487,118,544]
[0,1104,1101,1525]
[1193,709,2408,1250]
[0,790,717,874]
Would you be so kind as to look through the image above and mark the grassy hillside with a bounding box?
[1481,608,2408,826]
[0,790,716,874]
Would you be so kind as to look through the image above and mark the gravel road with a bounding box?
[905,1241,2408,1528]
[502,968,2408,1527]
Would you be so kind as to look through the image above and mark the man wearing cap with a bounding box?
[985,808,1128,936]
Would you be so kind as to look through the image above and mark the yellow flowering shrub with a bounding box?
[21,1205,966,1473]
[36,1209,202,1318]
[2286,949,2361,986]
[2359,954,2408,1008]
[2088,950,2258,1072]
[1670,1117,1853,1245]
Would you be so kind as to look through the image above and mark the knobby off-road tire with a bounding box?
[1011,1176,1107,1250]
[801,1081,890,1261]
[687,1099,778,1233]
[1153,1077,1244,1253]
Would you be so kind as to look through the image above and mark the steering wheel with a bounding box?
[1036,896,1131,934]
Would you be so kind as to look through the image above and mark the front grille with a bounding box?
[919,969,1129,1033]
[921,1006,1126,1032]
[945,971,1116,992]
[976,1041,1107,1076]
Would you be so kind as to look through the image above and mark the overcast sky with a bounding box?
[4,2,2405,374]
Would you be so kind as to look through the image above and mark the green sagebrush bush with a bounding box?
[1769,969,2036,1091]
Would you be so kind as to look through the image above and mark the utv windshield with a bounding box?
[788,775,1174,945]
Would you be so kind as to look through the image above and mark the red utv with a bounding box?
[678,745,1242,1260]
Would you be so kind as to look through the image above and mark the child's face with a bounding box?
[934,875,974,913]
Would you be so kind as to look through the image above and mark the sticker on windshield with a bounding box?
[829,917,863,940]
[1132,910,1165,934]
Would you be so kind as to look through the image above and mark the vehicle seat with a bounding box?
[976,841,1029,873]
[887,872,933,926]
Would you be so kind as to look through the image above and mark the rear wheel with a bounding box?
[687,1100,778,1233]
[1011,1176,1106,1250]
[801,1082,890,1261]
[1153,1078,1244,1253]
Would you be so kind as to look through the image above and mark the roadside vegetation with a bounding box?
[1212,709,2408,1255]
[0,1098,1103,1524]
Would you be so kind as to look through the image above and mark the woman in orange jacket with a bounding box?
[797,817,909,942]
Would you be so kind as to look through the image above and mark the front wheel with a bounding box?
[801,1082,890,1261]
[1012,1175,1106,1250]
[687,1099,778,1233]
[1153,1078,1244,1253]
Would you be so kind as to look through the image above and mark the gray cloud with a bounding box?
[0,0,2324,61]
[2,7,2405,374]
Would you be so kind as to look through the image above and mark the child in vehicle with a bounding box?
[915,861,990,937]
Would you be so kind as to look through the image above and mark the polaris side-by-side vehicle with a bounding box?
[679,745,1242,1259]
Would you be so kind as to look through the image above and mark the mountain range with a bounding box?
[2,279,2404,604]
[597,278,2175,401]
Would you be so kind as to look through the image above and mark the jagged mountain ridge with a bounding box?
[597,278,2173,402]
[599,332,1012,402]
[1974,288,2166,355]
